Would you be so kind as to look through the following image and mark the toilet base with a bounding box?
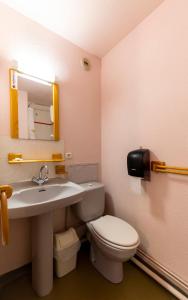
[90,243,123,283]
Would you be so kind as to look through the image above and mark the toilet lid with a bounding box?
[89,215,139,247]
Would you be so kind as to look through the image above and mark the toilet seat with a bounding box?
[88,215,139,250]
[89,225,138,251]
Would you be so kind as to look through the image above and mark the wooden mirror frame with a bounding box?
[9,68,59,141]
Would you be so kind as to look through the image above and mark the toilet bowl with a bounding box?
[72,182,140,283]
[87,215,139,283]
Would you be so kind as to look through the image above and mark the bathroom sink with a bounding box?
[8,179,85,297]
[8,181,84,219]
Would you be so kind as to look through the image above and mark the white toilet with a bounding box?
[72,182,140,283]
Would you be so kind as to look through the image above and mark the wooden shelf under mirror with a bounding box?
[8,153,64,164]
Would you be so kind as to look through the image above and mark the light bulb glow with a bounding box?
[18,72,52,86]
[13,48,55,83]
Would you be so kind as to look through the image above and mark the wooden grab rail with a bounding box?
[151,161,188,175]
[0,185,13,246]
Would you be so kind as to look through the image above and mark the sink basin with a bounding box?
[9,181,84,219]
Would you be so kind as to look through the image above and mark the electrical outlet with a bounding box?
[65,152,73,160]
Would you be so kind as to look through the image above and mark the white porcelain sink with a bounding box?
[9,181,84,219]
[8,180,85,297]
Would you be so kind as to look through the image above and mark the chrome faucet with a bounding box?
[32,165,49,185]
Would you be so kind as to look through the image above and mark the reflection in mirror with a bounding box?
[18,77,53,140]
[10,69,59,141]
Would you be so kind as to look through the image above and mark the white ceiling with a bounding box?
[1,0,164,57]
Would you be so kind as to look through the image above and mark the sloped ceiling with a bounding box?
[0,0,164,57]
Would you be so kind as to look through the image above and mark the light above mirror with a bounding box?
[18,72,52,86]
[9,69,59,141]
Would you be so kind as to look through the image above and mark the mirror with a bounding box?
[10,69,59,141]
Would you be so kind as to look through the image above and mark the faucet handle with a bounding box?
[43,176,49,183]
[32,176,45,186]
[32,176,39,184]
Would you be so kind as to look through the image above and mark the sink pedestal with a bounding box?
[32,212,53,297]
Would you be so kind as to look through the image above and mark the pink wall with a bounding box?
[102,0,188,285]
[0,3,101,164]
[0,3,100,274]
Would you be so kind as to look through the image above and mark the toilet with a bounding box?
[72,182,140,283]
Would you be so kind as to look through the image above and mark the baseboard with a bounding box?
[0,264,31,290]
[132,249,188,300]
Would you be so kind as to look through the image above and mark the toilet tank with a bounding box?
[72,182,105,222]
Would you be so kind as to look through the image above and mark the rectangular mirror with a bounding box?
[9,69,59,141]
